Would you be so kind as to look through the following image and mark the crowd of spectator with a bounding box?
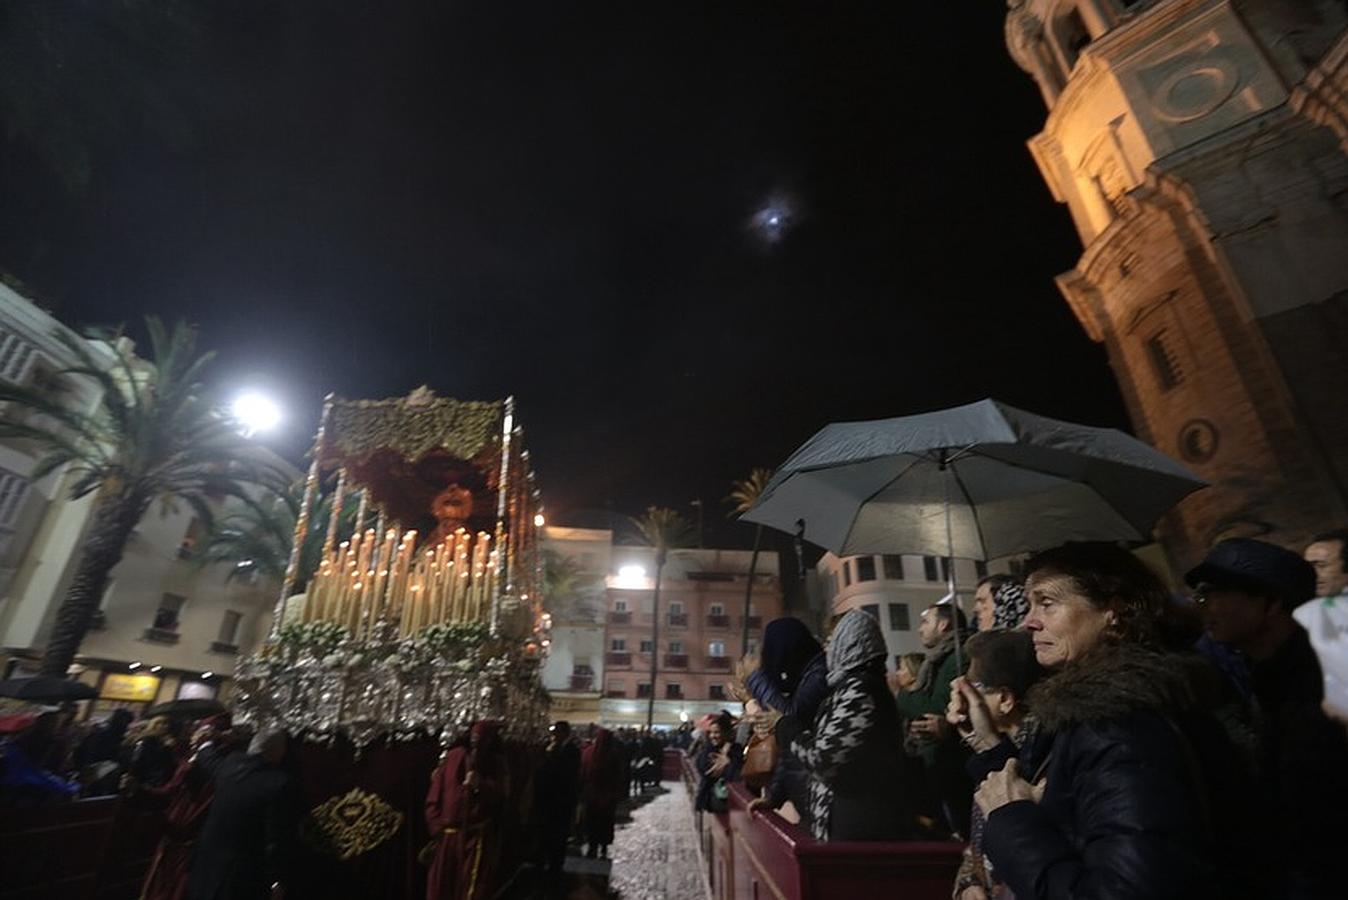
[703,533,1348,900]
[7,531,1348,899]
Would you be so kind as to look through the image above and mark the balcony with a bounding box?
[745,615,762,630]
[706,656,731,671]
[707,614,730,628]
[209,641,240,655]
[605,652,631,667]
[604,689,626,698]
[569,674,595,692]
[607,611,632,625]
[666,613,688,627]
[142,627,180,645]
[664,653,688,669]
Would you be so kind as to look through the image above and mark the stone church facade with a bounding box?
[1007,0,1348,565]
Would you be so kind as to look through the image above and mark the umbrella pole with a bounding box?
[942,457,962,674]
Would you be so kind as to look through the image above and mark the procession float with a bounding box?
[232,387,550,898]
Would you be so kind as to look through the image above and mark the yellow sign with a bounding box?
[100,673,161,703]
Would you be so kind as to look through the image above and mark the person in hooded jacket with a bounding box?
[580,728,627,858]
[773,609,913,841]
[743,617,827,827]
[962,542,1264,900]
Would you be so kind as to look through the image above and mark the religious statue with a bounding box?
[425,482,475,548]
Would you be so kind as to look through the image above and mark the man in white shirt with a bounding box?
[1303,529,1348,601]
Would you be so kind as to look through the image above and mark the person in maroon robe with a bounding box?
[425,720,508,900]
[579,728,626,859]
[138,717,233,900]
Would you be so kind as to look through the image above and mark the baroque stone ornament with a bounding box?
[302,787,406,861]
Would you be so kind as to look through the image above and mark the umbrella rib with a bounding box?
[839,456,925,554]
[964,448,1152,542]
[948,462,990,561]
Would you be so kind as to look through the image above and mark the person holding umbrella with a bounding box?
[956,543,1262,899]
[0,711,80,807]
[898,601,974,837]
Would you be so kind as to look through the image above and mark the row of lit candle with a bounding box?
[302,526,499,639]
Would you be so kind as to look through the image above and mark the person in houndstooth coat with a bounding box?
[774,609,915,841]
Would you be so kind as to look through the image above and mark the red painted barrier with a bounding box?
[682,753,964,900]
[662,746,685,781]
[0,795,165,900]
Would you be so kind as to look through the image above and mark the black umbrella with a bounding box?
[0,676,97,702]
[144,698,226,720]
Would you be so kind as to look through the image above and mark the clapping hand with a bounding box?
[908,713,950,742]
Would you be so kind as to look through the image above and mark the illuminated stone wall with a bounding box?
[1008,0,1348,565]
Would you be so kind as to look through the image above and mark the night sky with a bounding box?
[0,2,1126,545]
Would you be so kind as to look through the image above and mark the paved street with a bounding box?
[607,784,709,900]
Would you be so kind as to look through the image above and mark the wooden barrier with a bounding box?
[662,746,685,781]
[0,795,165,900]
[681,753,964,900]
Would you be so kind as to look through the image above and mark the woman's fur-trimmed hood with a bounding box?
[1027,642,1204,732]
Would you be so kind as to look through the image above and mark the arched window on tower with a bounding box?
[1050,4,1093,74]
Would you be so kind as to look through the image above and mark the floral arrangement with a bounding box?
[415,621,491,657]
[278,621,350,659]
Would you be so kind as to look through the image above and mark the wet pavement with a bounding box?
[606,783,709,900]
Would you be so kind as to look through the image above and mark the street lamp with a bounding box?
[230,391,282,437]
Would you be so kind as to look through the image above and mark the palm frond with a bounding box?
[726,468,774,517]
[627,506,697,553]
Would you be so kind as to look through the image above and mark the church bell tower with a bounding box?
[1006,0,1348,565]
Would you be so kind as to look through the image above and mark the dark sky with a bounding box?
[0,1,1126,545]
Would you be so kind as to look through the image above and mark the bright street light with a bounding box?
[230,391,282,436]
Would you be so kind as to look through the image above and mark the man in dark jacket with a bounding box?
[1189,538,1348,899]
[897,602,973,836]
[187,727,300,900]
[534,720,580,880]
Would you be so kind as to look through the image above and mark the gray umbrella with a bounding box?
[744,398,1205,561]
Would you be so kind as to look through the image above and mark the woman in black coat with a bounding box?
[744,617,828,826]
[958,543,1262,899]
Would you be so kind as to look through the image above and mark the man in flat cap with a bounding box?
[1188,538,1348,899]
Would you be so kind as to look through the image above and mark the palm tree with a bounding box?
[727,468,773,656]
[0,317,288,676]
[198,482,356,595]
[628,506,695,729]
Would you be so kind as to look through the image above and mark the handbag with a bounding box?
[708,778,730,813]
[741,731,779,792]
